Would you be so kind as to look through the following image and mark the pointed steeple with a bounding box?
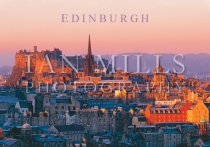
[88,34,92,55]
[157,58,163,73]
[158,58,160,68]
[84,35,95,76]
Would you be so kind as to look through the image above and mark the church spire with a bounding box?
[158,57,160,68]
[84,35,95,76]
[88,34,92,55]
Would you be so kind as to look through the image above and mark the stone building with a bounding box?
[76,108,115,133]
[44,94,80,125]
[7,47,74,87]
[48,124,85,147]
[132,116,147,126]
[187,99,209,125]
[153,61,165,87]
[32,134,66,147]
[145,101,192,124]
[162,128,181,147]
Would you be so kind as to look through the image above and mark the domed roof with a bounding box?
[23,122,31,129]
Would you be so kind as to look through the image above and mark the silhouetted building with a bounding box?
[84,35,95,76]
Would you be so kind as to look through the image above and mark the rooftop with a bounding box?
[162,128,181,134]
[53,124,85,132]
[0,138,19,145]
[33,134,65,143]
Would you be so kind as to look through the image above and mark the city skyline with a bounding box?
[1,1,210,146]
[0,38,210,67]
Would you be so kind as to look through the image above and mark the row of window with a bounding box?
[53,105,76,110]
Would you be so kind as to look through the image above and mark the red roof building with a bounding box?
[145,101,192,124]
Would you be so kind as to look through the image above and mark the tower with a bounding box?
[84,35,95,76]
[153,60,165,86]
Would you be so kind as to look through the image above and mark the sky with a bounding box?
[0,0,210,66]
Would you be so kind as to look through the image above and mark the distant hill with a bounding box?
[102,53,210,76]
[0,66,12,75]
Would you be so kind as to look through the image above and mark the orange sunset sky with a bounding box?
[0,0,210,66]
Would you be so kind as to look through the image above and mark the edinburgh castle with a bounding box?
[7,46,76,87]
